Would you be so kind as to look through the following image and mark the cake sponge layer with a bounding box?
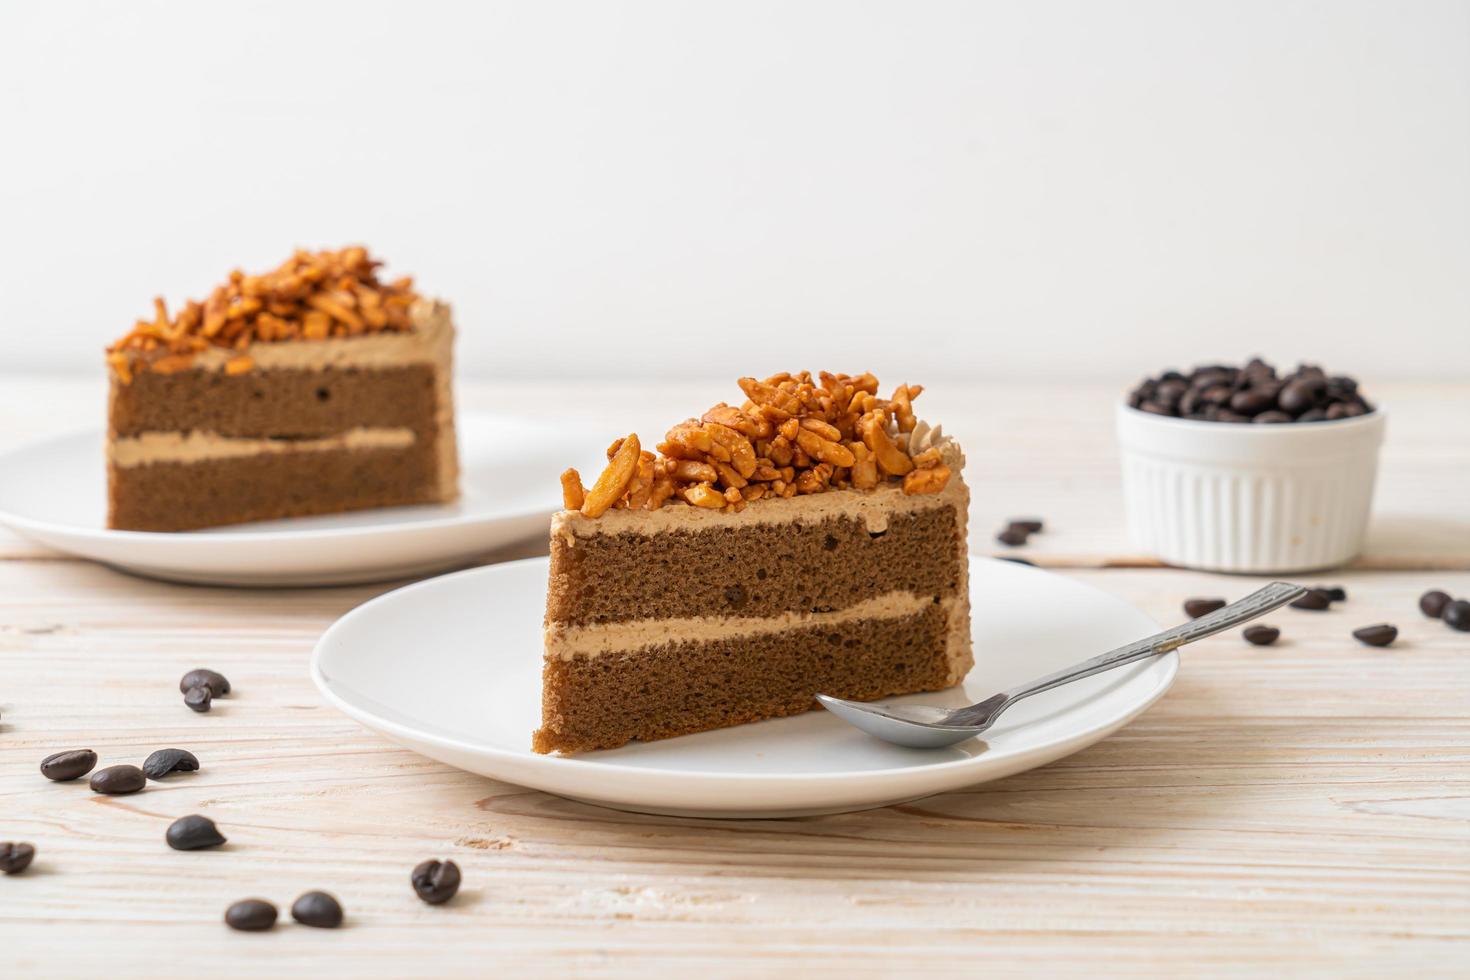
[547,505,964,627]
[109,365,440,439]
[107,440,448,531]
[533,602,962,754]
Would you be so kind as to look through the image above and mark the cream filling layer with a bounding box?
[110,427,417,468]
[545,590,958,661]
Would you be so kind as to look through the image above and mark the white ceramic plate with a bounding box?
[0,413,594,587]
[312,556,1177,817]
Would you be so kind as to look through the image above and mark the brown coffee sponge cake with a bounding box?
[105,247,458,531]
[535,372,971,755]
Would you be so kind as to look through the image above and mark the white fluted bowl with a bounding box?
[1115,404,1386,573]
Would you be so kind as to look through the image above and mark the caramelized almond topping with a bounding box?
[106,246,419,382]
[572,373,947,515]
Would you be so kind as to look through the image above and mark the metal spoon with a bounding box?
[816,581,1306,749]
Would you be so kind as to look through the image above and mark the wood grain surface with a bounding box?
[1,379,1467,977]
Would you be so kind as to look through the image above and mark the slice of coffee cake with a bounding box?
[105,247,458,531]
[535,372,971,755]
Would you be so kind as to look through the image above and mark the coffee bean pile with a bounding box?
[180,668,230,713]
[1420,589,1470,632]
[996,518,1044,547]
[1128,359,1373,423]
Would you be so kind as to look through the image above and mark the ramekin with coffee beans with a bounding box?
[1116,358,1384,572]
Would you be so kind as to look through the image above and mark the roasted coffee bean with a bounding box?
[1352,624,1398,647]
[1215,410,1249,423]
[1323,586,1347,602]
[1277,378,1321,415]
[225,899,277,931]
[0,842,35,875]
[143,748,200,780]
[184,685,212,713]
[1229,389,1275,416]
[1290,589,1332,611]
[412,859,462,905]
[1419,590,1451,618]
[1155,379,1186,408]
[1183,597,1226,618]
[995,526,1029,546]
[90,764,146,795]
[1243,624,1280,646]
[291,890,344,928]
[1444,599,1470,632]
[40,749,97,782]
[1200,384,1233,406]
[166,814,226,851]
[179,669,230,697]
[1008,518,1044,534]
[1297,407,1328,422]
[1253,411,1292,423]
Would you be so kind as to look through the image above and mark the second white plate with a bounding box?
[312,556,1177,818]
[0,412,593,586]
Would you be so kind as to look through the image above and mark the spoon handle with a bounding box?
[992,581,1306,709]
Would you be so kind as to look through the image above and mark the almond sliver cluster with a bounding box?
[562,372,952,518]
[106,246,419,383]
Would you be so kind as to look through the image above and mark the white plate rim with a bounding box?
[310,556,1179,786]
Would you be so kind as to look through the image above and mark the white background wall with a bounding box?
[2,1,1467,384]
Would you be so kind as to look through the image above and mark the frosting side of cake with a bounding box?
[553,442,966,539]
[109,299,452,374]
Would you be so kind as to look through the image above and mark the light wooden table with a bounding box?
[1,377,1467,978]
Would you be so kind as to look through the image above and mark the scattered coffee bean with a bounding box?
[1419,590,1451,619]
[40,749,97,782]
[1,842,36,875]
[179,669,230,697]
[90,764,146,795]
[1008,518,1044,534]
[143,748,200,780]
[1128,360,1373,423]
[291,890,344,929]
[184,685,212,713]
[1290,589,1332,611]
[1444,599,1470,632]
[995,526,1029,547]
[1243,624,1280,646]
[166,814,226,851]
[412,859,462,905]
[1183,597,1226,618]
[1352,624,1398,647]
[1323,586,1347,602]
[225,899,277,931]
